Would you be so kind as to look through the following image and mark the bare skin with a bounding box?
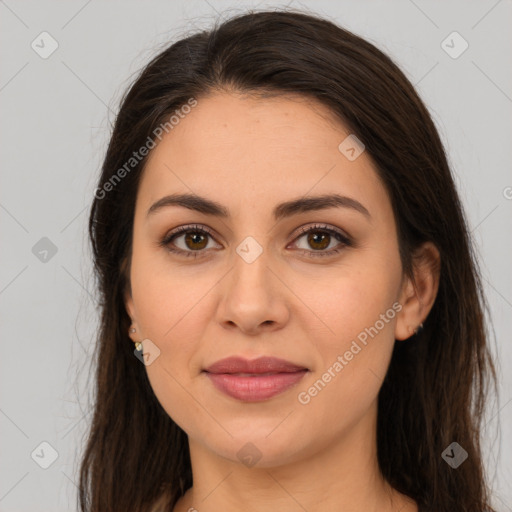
[125,91,439,512]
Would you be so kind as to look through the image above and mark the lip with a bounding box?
[204,356,308,374]
[203,356,309,402]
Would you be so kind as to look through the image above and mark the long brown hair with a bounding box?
[81,8,497,512]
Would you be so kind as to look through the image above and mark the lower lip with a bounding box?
[204,370,308,401]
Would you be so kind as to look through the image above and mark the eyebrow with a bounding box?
[147,193,371,221]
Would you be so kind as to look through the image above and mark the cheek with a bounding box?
[130,243,212,338]
[298,256,400,403]
[306,258,400,341]
[129,249,230,399]
[295,307,397,442]
[129,255,214,429]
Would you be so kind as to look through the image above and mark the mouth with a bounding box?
[203,356,309,402]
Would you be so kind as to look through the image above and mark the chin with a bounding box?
[202,422,315,468]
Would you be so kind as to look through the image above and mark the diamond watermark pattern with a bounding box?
[133,339,161,366]
[236,442,262,467]
[441,442,468,468]
[31,31,59,59]
[236,236,263,264]
[30,441,59,469]
[441,31,469,59]
[32,237,58,263]
[338,134,365,161]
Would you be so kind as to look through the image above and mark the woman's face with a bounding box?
[126,91,417,467]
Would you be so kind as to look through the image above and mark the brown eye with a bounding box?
[182,231,208,250]
[160,225,220,258]
[306,231,331,251]
[291,224,352,257]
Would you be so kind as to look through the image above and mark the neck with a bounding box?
[172,404,417,512]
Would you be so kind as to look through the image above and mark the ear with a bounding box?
[120,254,140,342]
[395,241,440,340]
[124,285,139,343]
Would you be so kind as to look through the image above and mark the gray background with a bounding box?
[0,0,511,510]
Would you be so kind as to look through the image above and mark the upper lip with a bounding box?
[204,356,308,374]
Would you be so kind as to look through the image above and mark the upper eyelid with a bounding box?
[294,223,350,239]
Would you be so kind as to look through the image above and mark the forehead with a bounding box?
[137,92,390,222]
[151,91,349,160]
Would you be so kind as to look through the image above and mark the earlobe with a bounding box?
[124,289,139,342]
[394,241,440,341]
[394,276,418,340]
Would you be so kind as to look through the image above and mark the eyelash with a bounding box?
[159,223,352,259]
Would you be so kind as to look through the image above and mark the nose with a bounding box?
[215,244,290,336]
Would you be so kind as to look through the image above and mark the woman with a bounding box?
[80,8,497,512]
